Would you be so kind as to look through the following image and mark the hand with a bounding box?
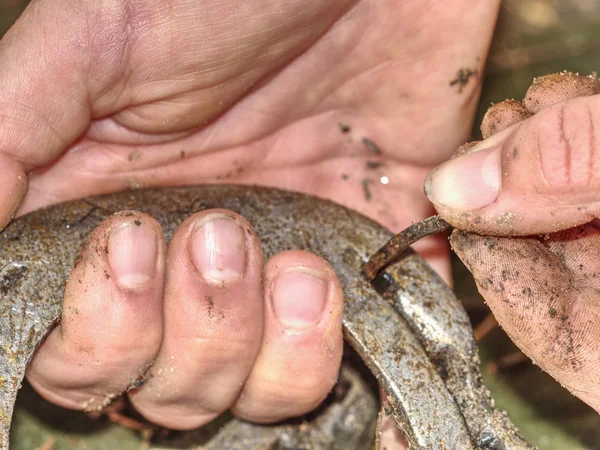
[0,0,499,445]
[425,72,600,412]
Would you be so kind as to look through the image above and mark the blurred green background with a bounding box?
[2,0,600,449]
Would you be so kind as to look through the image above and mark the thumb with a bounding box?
[0,1,131,229]
[0,156,27,230]
[425,79,600,235]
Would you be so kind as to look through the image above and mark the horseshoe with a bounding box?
[0,185,534,449]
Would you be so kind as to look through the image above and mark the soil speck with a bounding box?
[128,151,142,162]
[338,123,351,134]
[366,160,384,170]
[449,67,478,93]
[361,178,373,202]
[362,137,382,155]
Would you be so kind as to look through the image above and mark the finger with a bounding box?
[480,100,531,139]
[232,250,343,423]
[0,155,27,230]
[523,72,600,113]
[451,224,600,411]
[480,72,600,140]
[26,212,165,411]
[130,210,264,430]
[425,74,600,235]
[378,416,409,450]
[378,390,409,450]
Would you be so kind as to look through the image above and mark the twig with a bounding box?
[39,435,56,450]
[473,313,499,342]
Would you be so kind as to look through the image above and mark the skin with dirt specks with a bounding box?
[0,185,533,449]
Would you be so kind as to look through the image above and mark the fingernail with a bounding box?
[108,220,158,290]
[191,215,245,283]
[425,146,501,211]
[271,268,328,330]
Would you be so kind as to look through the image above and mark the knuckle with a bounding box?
[235,371,334,422]
[263,372,332,405]
[533,103,600,193]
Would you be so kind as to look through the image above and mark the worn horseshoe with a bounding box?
[0,185,534,449]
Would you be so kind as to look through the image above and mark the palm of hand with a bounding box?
[2,0,498,441]
[16,0,481,243]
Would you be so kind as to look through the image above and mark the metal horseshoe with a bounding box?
[0,185,534,449]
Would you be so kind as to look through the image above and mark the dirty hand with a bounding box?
[426,72,600,412]
[0,0,499,442]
